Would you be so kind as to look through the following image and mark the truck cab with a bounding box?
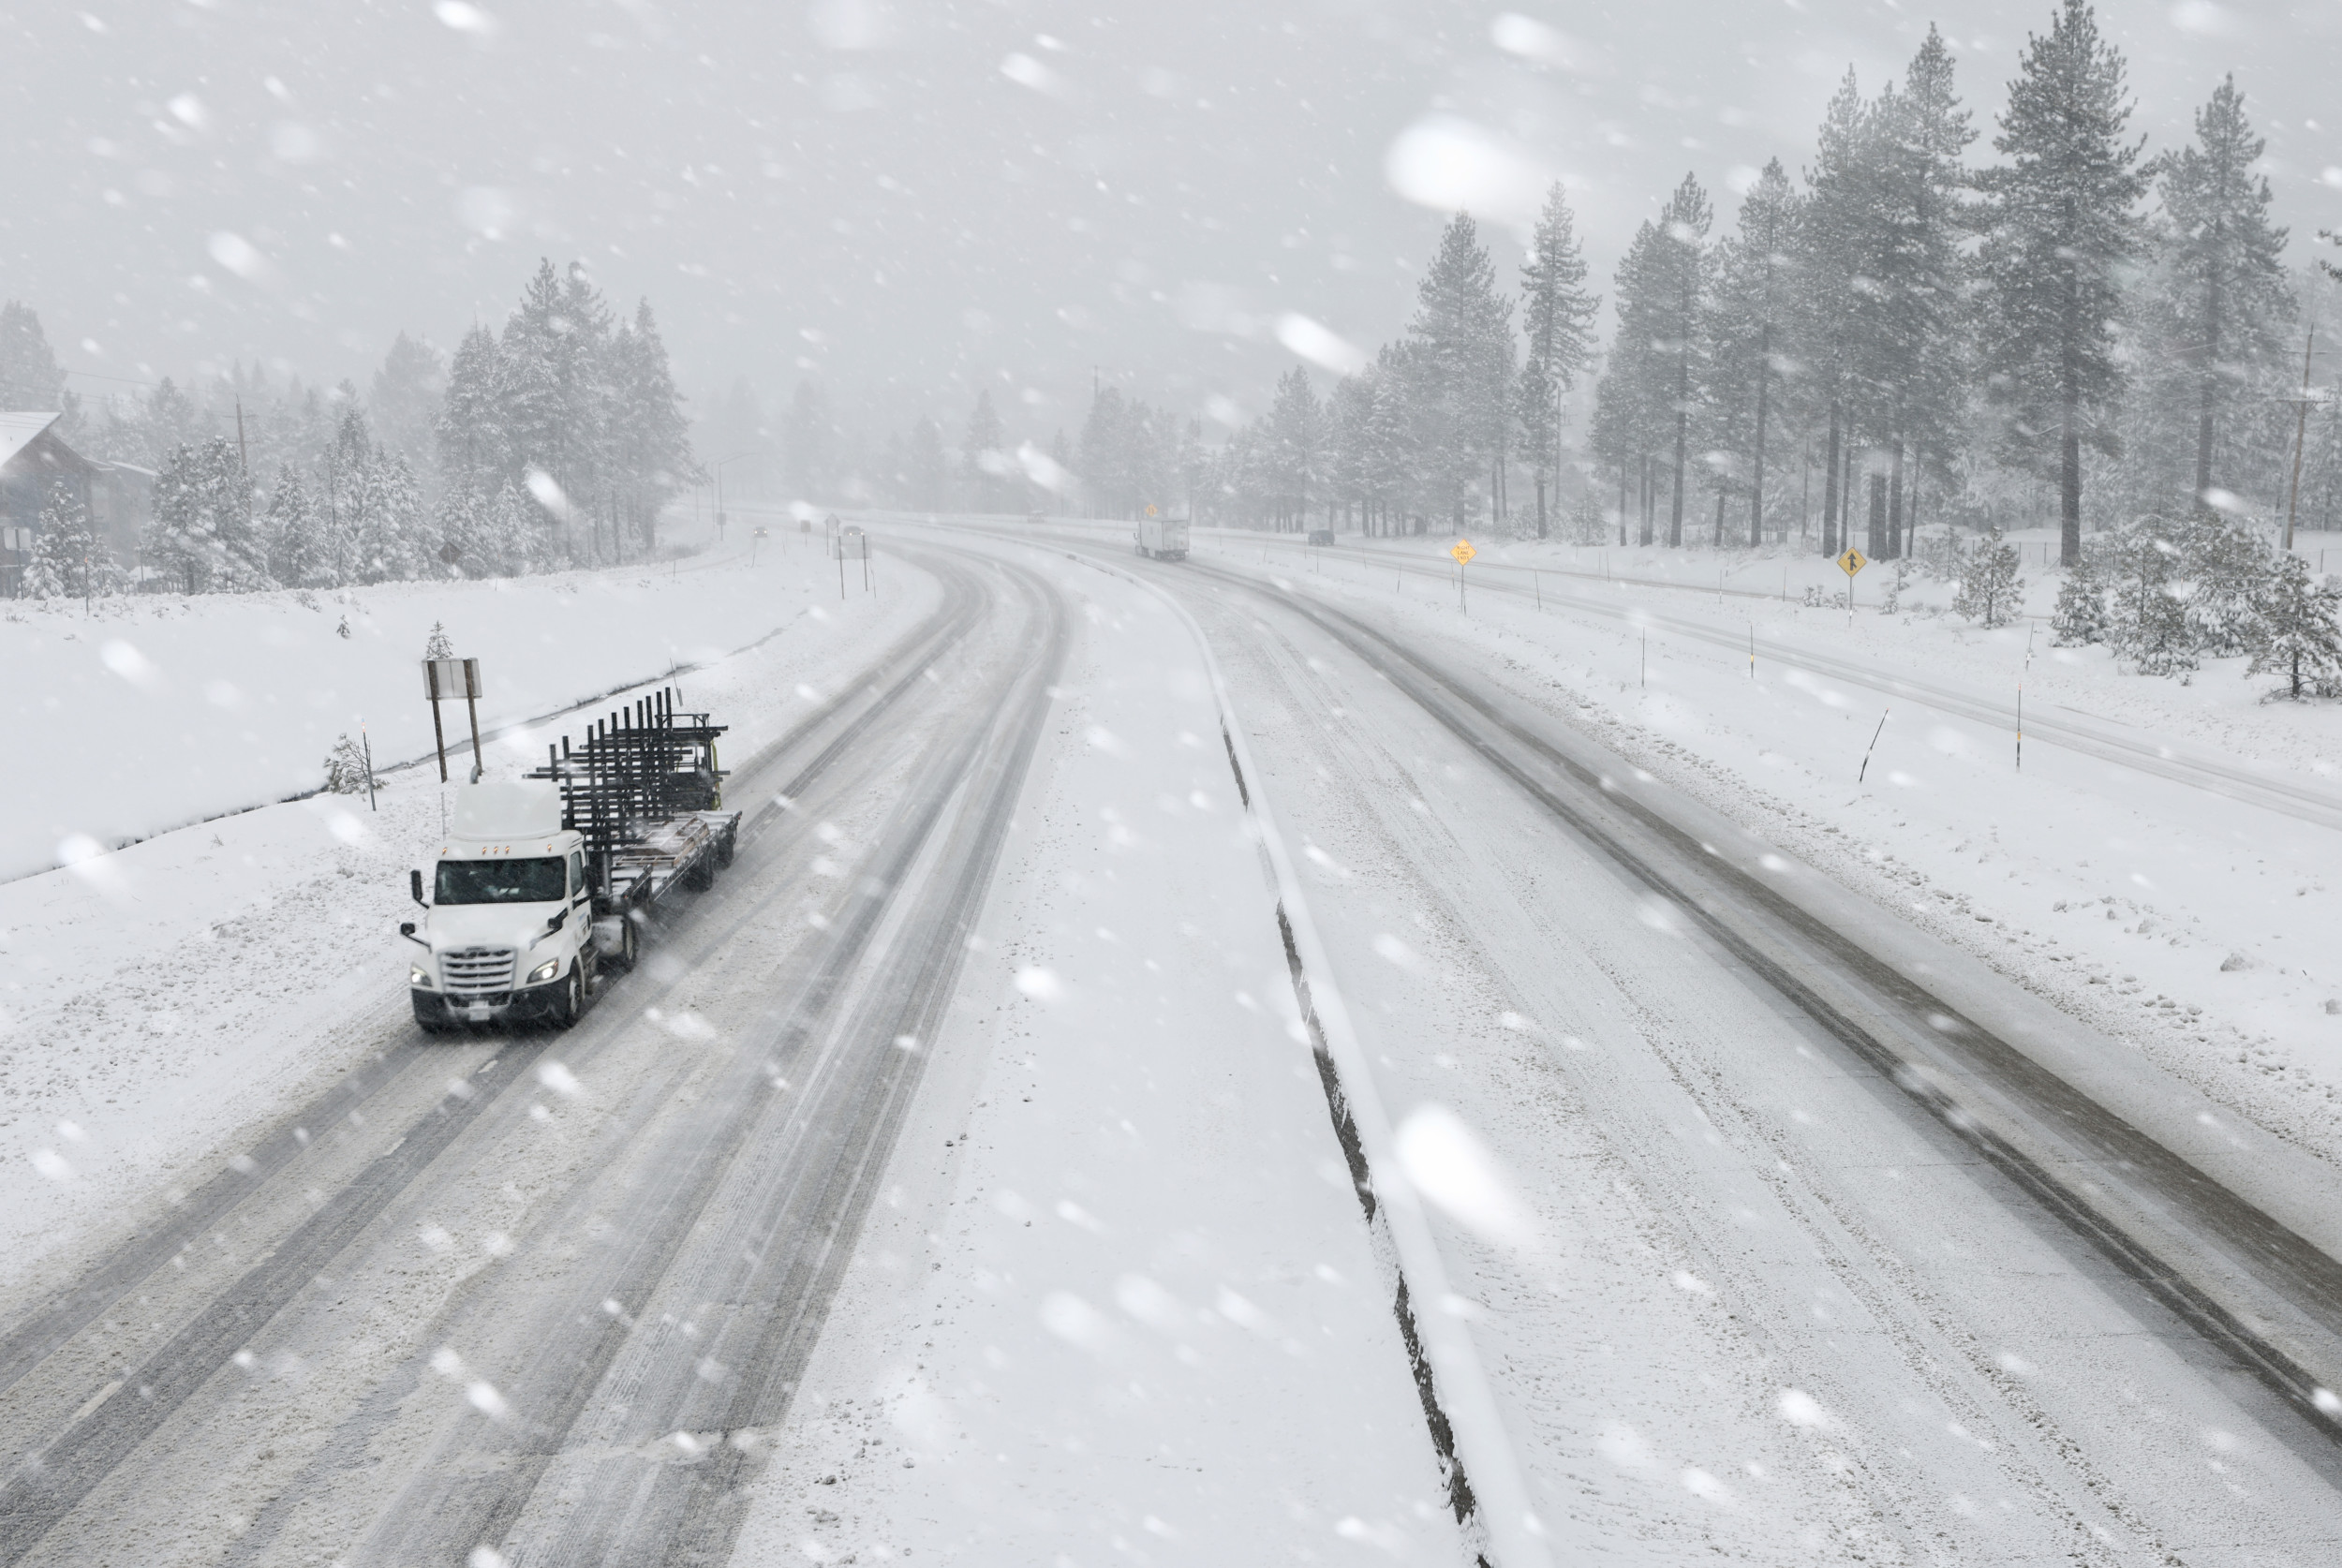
[404,780,598,1030]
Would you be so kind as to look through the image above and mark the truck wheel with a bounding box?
[551,964,585,1029]
[615,915,638,972]
[716,830,735,869]
[684,856,714,892]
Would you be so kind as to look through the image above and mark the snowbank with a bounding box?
[0,532,853,882]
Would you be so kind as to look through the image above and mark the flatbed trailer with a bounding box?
[403,686,741,1031]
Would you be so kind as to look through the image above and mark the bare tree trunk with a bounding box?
[1887,439,1905,560]
[1820,404,1842,557]
[1867,472,1888,560]
[2195,265,2222,510]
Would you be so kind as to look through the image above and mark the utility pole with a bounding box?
[2284,322,2318,553]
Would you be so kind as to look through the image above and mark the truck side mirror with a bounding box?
[410,869,426,907]
[399,922,416,937]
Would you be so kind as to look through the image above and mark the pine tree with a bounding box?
[1404,212,1515,531]
[0,302,82,439]
[609,300,696,553]
[423,621,455,660]
[370,332,445,480]
[148,437,263,592]
[2102,516,2195,674]
[264,464,333,587]
[1705,161,1801,547]
[907,417,949,510]
[785,381,836,504]
[437,324,511,495]
[2051,555,2110,645]
[1976,0,2150,566]
[1267,365,1322,528]
[1861,29,1976,559]
[2248,555,2342,699]
[2154,76,2291,512]
[2181,511,2276,657]
[23,483,96,600]
[958,390,1005,510]
[1952,529,2026,626]
[1515,184,1599,538]
[1795,70,1875,558]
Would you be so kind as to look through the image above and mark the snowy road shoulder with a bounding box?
[731,544,1465,1566]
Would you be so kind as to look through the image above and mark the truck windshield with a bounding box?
[436,858,566,905]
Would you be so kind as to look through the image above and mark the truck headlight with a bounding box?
[410,966,434,988]
[527,960,560,984]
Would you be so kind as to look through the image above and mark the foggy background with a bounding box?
[7,0,2341,451]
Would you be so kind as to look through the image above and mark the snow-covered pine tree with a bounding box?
[0,302,84,440]
[486,481,533,575]
[609,300,696,555]
[2181,512,2275,657]
[963,391,1005,511]
[1267,366,1321,529]
[370,332,446,482]
[1516,183,1599,540]
[437,324,511,496]
[22,483,83,600]
[2247,555,2342,699]
[1975,0,2149,566]
[322,733,376,794]
[1791,69,1874,559]
[1860,28,1975,560]
[264,464,333,587]
[148,436,263,593]
[1404,212,1516,532]
[2156,77,2291,514]
[2051,553,2110,645]
[1952,529,2026,627]
[2102,517,2196,675]
[1703,160,1800,547]
[423,620,455,660]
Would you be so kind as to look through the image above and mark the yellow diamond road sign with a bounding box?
[1837,547,1867,576]
[1450,540,1476,565]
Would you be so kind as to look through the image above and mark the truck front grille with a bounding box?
[442,947,517,997]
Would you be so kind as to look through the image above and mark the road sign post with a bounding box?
[423,657,483,784]
[1836,546,1867,625]
[1450,539,1475,612]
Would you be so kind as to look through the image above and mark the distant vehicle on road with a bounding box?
[1307,528,1336,546]
[1135,516,1190,561]
[1029,510,1048,525]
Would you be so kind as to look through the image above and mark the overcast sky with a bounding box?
[7,0,2341,445]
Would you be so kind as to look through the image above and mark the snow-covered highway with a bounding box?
[8,523,2342,1565]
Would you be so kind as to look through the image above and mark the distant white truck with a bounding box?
[1134,516,1190,561]
[401,686,739,1032]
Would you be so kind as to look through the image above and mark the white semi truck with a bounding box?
[401,687,739,1031]
[1134,516,1190,560]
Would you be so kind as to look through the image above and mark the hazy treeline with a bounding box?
[4,259,697,597]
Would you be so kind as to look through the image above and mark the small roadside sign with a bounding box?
[1145,503,1159,517]
[1450,540,1476,565]
[1837,547,1867,576]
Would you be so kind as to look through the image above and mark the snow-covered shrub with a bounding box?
[322,733,375,794]
[1951,529,2025,627]
[2247,555,2342,700]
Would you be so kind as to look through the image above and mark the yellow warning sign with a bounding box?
[1450,540,1476,565]
[1144,503,1158,516]
[1836,547,1867,577]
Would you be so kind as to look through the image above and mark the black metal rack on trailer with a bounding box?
[526,686,742,962]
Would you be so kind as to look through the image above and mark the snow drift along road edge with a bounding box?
[1068,546,1552,1568]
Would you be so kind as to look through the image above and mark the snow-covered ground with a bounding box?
[1203,524,2342,1181]
[0,527,852,883]
[0,544,935,1312]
